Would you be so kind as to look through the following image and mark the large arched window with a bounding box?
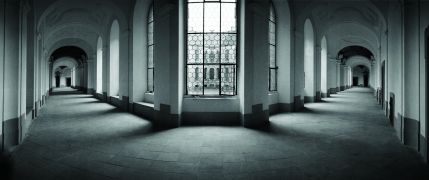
[186,0,237,95]
[304,19,315,100]
[269,3,277,91]
[321,36,328,97]
[96,36,103,93]
[147,4,154,93]
[110,20,120,96]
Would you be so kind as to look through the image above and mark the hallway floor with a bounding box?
[11,88,429,180]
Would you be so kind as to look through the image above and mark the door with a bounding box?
[66,78,71,87]
[55,76,60,87]
[364,74,369,87]
[353,77,358,86]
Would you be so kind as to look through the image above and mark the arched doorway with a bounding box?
[321,36,328,97]
[49,46,87,93]
[352,65,370,87]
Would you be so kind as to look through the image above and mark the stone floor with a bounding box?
[10,87,429,180]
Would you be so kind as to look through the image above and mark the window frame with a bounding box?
[185,0,239,97]
[269,2,278,92]
[147,3,155,93]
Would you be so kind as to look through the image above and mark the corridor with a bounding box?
[10,88,429,180]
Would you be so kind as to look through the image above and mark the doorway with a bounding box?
[55,76,60,87]
[66,78,72,87]
[353,77,358,86]
[364,74,369,87]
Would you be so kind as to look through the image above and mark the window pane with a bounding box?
[270,45,275,67]
[148,22,154,45]
[221,34,236,63]
[269,21,275,45]
[221,65,235,95]
[204,3,220,33]
[188,34,203,64]
[187,65,203,95]
[204,65,220,95]
[148,69,154,92]
[221,3,236,33]
[204,34,220,64]
[270,69,277,91]
[188,3,203,33]
[148,45,154,68]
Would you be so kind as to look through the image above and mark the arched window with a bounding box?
[110,20,120,96]
[269,3,277,91]
[147,4,154,93]
[186,0,237,95]
[304,19,315,99]
[96,36,103,93]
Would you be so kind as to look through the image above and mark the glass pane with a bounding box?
[270,69,277,91]
[148,45,154,68]
[204,65,220,95]
[188,0,203,2]
[222,0,236,2]
[269,21,276,45]
[269,4,275,22]
[221,34,236,63]
[204,34,220,64]
[148,69,154,92]
[221,65,235,95]
[221,3,236,33]
[188,3,203,33]
[148,22,154,45]
[204,3,220,33]
[187,65,203,95]
[149,6,154,22]
[270,45,276,67]
[188,34,203,64]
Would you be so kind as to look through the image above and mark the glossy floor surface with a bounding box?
[10,87,429,180]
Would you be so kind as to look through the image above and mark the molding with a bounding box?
[242,104,269,128]
[3,118,19,153]
[153,104,180,128]
[420,134,427,163]
[304,96,315,103]
[403,117,419,150]
[294,96,303,111]
[133,102,155,121]
[182,112,241,126]
[269,103,294,115]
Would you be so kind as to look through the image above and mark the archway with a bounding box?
[352,65,370,87]
[109,20,120,96]
[304,19,315,102]
[96,36,103,93]
[321,36,328,97]
[49,46,87,93]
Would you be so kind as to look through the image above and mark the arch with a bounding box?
[304,18,315,102]
[132,0,153,102]
[321,36,328,97]
[271,0,292,105]
[109,20,120,96]
[96,36,103,93]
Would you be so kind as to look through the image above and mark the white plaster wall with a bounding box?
[404,1,420,121]
[387,1,403,134]
[419,1,429,137]
[304,19,315,98]
[0,0,4,136]
[273,0,293,105]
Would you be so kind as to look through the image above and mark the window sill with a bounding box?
[183,95,238,100]
[268,91,279,96]
[135,102,155,108]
